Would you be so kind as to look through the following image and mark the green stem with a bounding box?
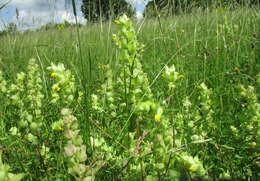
[136,120,144,180]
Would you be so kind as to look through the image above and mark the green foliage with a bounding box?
[0,7,259,181]
[0,23,17,36]
[0,151,24,181]
[81,0,134,22]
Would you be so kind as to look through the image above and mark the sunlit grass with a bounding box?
[0,7,259,180]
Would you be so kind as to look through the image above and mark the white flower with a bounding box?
[61,108,71,116]
[48,63,65,72]
[64,144,77,156]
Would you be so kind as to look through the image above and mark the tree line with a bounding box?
[81,0,259,22]
[145,0,259,16]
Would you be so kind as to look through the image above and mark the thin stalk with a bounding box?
[136,120,144,180]
[35,47,48,99]
[123,63,130,149]
[153,0,168,54]
[71,0,90,144]
[99,0,103,33]
[87,49,92,132]
[71,0,85,89]
[123,64,128,112]
[164,95,175,176]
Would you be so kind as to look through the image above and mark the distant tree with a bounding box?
[38,22,55,31]
[0,30,6,37]
[0,22,17,36]
[6,23,17,33]
[144,0,168,17]
[144,0,220,16]
[81,0,134,22]
[144,0,190,17]
[144,0,259,17]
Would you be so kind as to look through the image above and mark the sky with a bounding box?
[0,0,151,31]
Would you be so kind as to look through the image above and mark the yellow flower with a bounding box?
[188,165,198,172]
[155,107,163,122]
[52,84,60,91]
[155,114,161,122]
[114,20,120,25]
[51,72,58,78]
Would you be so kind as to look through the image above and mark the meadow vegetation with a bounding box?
[0,5,259,181]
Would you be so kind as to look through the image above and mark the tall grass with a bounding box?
[0,5,259,180]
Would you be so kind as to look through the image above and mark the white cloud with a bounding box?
[128,0,151,20]
[0,0,150,31]
[136,11,143,20]
[128,0,151,7]
[1,0,86,30]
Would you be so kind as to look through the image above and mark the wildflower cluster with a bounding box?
[48,63,77,131]
[238,84,259,147]
[91,69,118,122]
[176,152,207,178]
[6,71,25,107]
[196,83,215,136]
[176,83,214,144]
[92,14,158,135]
[48,63,90,179]
[91,15,171,179]
[113,14,157,122]
[25,59,44,135]
[0,14,258,181]
[4,70,26,135]
[91,15,208,180]
[47,63,76,105]
[61,108,88,180]
[3,59,44,143]
[185,83,215,177]
[162,64,184,92]
[160,66,208,179]
[225,84,260,178]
